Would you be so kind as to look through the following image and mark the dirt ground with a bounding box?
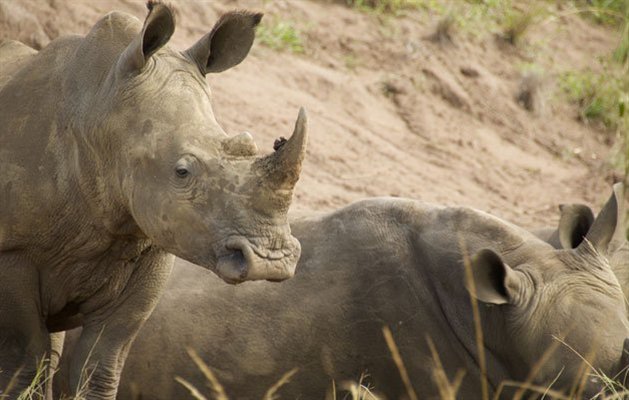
[1,0,625,230]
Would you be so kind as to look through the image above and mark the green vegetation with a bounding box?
[500,7,544,45]
[572,0,628,25]
[553,0,629,185]
[613,18,629,64]
[429,14,456,44]
[343,0,425,14]
[571,0,629,67]
[343,53,360,71]
[559,68,628,131]
[256,19,305,54]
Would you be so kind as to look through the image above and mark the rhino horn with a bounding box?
[255,108,308,190]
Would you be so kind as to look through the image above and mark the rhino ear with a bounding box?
[184,11,263,75]
[581,183,625,253]
[467,249,524,305]
[557,204,595,249]
[118,2,175,76]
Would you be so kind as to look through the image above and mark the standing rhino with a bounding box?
[533,183,628,300]
[0,2,308,399]
[56,198,629,399]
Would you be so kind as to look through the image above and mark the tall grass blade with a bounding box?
[262,368,298,400]
[2,365,24,399]
[426,336,465,400]
[175,376,210,400]
[381,326,418,400]
[185,348,229,400]
[459,236,489,400]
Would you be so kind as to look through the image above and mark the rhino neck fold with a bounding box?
[427,265,522,393]
[419,208,541,393]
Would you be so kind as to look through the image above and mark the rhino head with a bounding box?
[467,191,629,394]
[547,183,629,302]
[78,3,306,283]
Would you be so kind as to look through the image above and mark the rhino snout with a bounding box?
[215,236,300,284]
[216,247,248,284]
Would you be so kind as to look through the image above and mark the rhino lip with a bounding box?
[215,236,295,284]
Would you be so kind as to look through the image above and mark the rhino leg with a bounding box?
[67,249,173,400]
[0,253,50,398]
[45,332,65,400]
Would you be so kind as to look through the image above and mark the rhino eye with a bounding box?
[175,167,189,178]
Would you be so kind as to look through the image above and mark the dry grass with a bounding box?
[429,14,457,45]
[381,326,418,400]
[516,72,546,115]
[170,337,628,400]
[5,244,629,400]
[175,348,229,400]
[459,237,489,400]
[5,317,628,400]
[332,374,380,400]
[426,337,466,400]
[166,263,629,400]
[500,8,541,46]
[262,368,299,400]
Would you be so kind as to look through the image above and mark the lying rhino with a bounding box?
[533,183,628,301]
[0,2,307,399]
[56,198,629,399]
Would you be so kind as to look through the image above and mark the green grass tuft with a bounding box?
[559,68,629,131]
[343,0,426,15]
[256,20,305,54]
[572,0,628,26]
[500,7,544,45]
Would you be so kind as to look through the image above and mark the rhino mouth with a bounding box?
[215,236,300,284]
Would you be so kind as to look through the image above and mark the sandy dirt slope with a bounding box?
[0,0,624,229]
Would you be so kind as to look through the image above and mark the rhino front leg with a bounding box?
[68,250,173,400]
[0,253,50,398]
[45,332,65,400]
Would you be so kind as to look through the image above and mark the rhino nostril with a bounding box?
[216,247,248,283]
[224,247,246,265]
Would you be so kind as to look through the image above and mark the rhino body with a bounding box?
[0,4,307,399]
[57,198,629,399]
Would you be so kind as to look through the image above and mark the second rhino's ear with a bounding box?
[582,182,625,254]
[557,204,595,249]
[184,11,263,75]
[467,248,525,305]
[118,2,176,76]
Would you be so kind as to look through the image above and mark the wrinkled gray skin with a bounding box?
[57,198,629,399]
[0,4,308,399]
[533,183,629,302]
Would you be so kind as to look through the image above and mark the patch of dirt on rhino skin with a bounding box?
[0,0,622,229]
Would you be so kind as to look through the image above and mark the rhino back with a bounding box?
[0,12,140,247]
